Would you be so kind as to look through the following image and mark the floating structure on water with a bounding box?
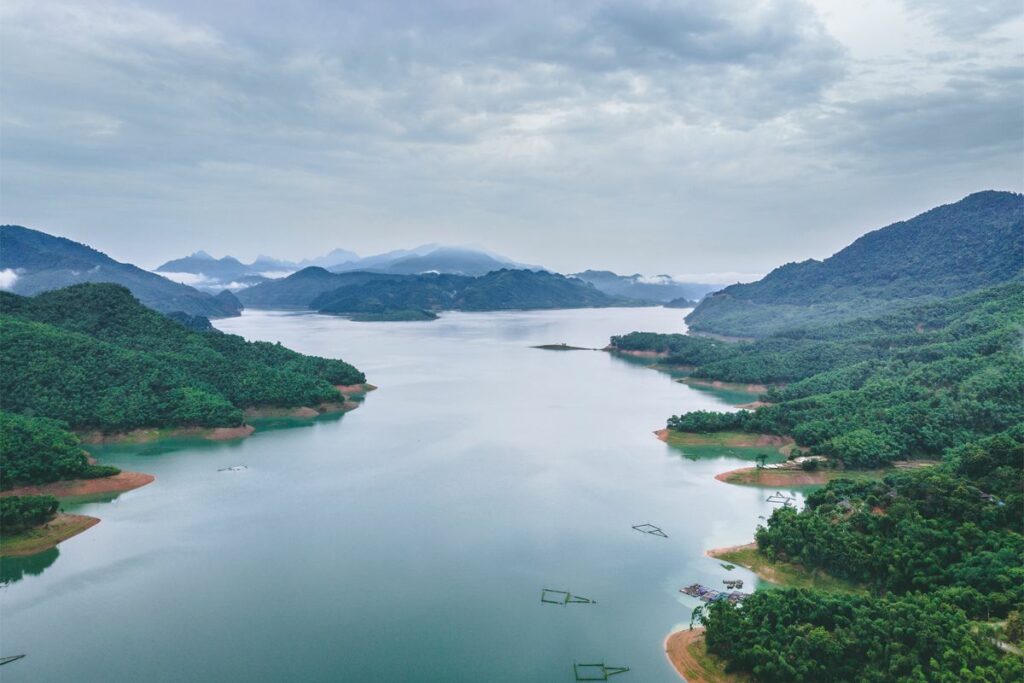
[632,523,668,538]
[765,491,796,506]
[0,655,26,666]
[680,583,750,604]
[573,661,630,680]
[541,588,596,605]
[723,579,744,589]
[218,465,247,472]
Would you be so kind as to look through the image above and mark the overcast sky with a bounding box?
[2,0,1021,280]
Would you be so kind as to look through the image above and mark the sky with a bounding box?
[1,0,1021,281]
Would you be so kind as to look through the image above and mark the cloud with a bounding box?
[673,272,765,285]
[901,0,1024,39]
[0,268,20,290]
[156,271,215,287]
[0,1,1020,275]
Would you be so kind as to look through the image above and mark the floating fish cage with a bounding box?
[680,583,750,604]
[631,523,668,538]
[766,491,796,505]
[541,588,596,605]
[573,662,630,680]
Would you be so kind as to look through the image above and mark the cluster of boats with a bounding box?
[679,583,750,605]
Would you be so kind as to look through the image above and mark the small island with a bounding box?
[532,343,594,351]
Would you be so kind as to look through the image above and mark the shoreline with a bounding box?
[0,514,101,557]
[665,627,747,682]
[0,470,155,499]
[677,377,771,394]
[79,384,377,445]
[715,459,936,487]
[607,347,669,358]
[80,425,256,445]
[705,542,863,593]
[656,428,794,452]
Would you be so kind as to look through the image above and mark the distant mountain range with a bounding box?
[571,270,717,303]
[686,190,1024,337]
[236,269,401,309]
[156,244,539,290]
[238,266,634,318]
[0,226,242,318]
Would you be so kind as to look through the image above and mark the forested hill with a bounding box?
[685,191,1023,337]
[0,283,364,433]
[0,226,243,318]
[613,282,1023,468]
[619,282,1024,680]
[236,268,402,308]
[240,268,633,316]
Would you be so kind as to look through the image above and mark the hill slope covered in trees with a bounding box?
[241,268,633,316]
[685,191,1023,337]
[614,283,1023,468]
[0,284,364,432]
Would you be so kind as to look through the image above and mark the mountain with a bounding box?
[0,283,363,433]
[0,226,242,318]
[663,297,698,308]
[571,270,716,303]
[155,244,528,288]
[312,269,633,318]
[156,252,255,281]
[296,248,360,269]
[330,245,540,276]
[236,268,403,308]
[685,191,1024,337]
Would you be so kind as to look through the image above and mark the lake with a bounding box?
[0,307,801,682]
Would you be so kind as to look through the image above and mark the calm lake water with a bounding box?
[1,307,802,682]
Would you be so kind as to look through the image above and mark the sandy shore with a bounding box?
[734,400,771,410]
[80,425,255,445]
[714,466,839,487]
[335,382,378,395]
[656,429,793,449]
[665,627,747,682]
[678,377,771,393]
[0,471,155,499]
[0,514,101,557]
[607,348,669,358]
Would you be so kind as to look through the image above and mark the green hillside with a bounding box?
[313,269,632,317]
[686,191,1023,337]
[0,284,364,433]
[615,283,1024,468]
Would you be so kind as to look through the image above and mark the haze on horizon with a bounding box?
[1,0,1021,279]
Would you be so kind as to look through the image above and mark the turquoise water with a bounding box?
[0,307,801,682]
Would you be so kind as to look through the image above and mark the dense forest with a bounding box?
[685,191,1023,337]
[698,589,1023,682]
[613,284,1023,468]
[0,283,365,433]
[616,276,1024,677]
[0,495,60,535]
[696,427,1024,682]
[0,412,118,489]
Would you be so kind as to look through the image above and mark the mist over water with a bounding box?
[1,308,801,682]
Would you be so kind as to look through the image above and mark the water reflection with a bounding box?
[1,548,59,586]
